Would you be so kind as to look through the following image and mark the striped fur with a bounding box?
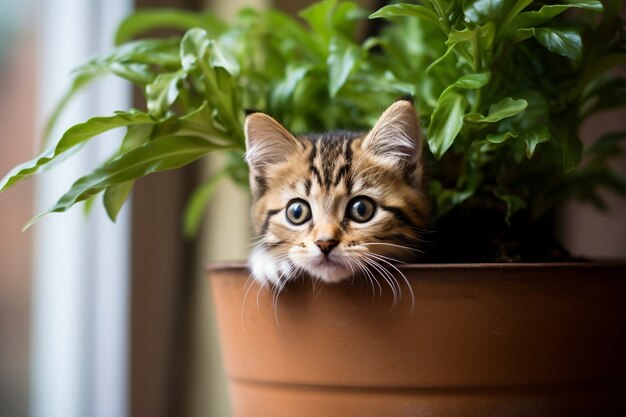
[245,100,430,284]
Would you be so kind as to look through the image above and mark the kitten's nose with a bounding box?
[315,239,339,256]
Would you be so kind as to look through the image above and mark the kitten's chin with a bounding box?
[249,246,353,284]
[301,259,352,283]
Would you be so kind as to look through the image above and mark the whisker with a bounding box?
[273,261,299,326]
[361,242,424,254]
[311,277,324,300]
[367,252,415,312]
[272,270,289,327]
[248,235,268,246]
[256,281,268,312]
[361,256,399,308]
[368,257,401,308]
[345,260,357,286]
[406,225,435,234]
[240,271,257,335]
[366,252,402,263]
[359,258,382,297]
[353,258,381,297]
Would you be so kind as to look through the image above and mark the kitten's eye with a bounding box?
[347,196,376,223]
[286,199,312,225]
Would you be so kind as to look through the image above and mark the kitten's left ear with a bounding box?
[362,100,421,167]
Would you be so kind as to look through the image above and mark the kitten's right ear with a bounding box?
[362,100,421,168]
[244,113,300,175]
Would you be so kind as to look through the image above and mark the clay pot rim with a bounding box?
[207,259,626,273]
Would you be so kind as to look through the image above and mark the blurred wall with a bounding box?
[0,2,35,416]
[561,108,626,258]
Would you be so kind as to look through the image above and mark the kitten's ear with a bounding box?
[244,112,300,175]
[362,100,421,167]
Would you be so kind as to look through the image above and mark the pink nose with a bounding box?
[315,239,339,255]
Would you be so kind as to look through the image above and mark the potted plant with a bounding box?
[1,0,625,415]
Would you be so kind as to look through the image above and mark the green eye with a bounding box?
[286,199,312,225]
[347,196,376,223]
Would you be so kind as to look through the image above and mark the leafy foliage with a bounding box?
[373,0,625,222]
[1,0,625,234]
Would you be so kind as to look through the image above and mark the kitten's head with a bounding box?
[245,100,430,283]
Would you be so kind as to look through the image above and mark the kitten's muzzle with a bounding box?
[315,239,339,256]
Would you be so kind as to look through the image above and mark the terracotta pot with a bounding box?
[208,262,626,417]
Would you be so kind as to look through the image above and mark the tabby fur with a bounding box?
[245,100,430,284]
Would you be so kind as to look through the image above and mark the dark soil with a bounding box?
[422,198,580,263]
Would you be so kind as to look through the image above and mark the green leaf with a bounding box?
[180,28,211,71]
[554,126,583,173]
[178,28,242,144]
[446,26,492,71]
[426,41,458,73]
[428,92,466,159]
[478,21,496,50]
[181,28,239,75]
[500,0,533,31]
[26,136,229,227]
[83,193,98,216]
[263,10,325,61]
[119,124,154,153]
[210,39,240,76]
[477,97,528,123]
[585,130,626,159]
[1,110,156,191]
[115,10,224,45]
[517,28,582,60]
[102,124,155,221]
[463,0,513,24]
[564,0,603,12]
[270,65,313,113]
[43,72,102,144]
[494,190,526,223]
[299,0,360,46]
[176,102,230,141]
[511,1,603,30]
[146,69,187,117]
[521,128,550,158]
[332,1,368,38]
[430,173,481,220]
[76,41,175,85]
[421,0,453,14]
[582,75,626,103]
[327,36,360,97]
[534,28,582,61]
[299,0,365,45]
[96,38,181,67]
[109,62,155,85]
[440,72,491,97]
[580,75,626,116]
[486,131,517,143]
[63,64,158,123]
[300,0,337,44]
[103,182,134,221]
[182,166,231,238]
[369,4,444,31]
[447,27,475,43]
[452,72,491,89]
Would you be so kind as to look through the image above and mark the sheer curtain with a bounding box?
[32,0,132,416]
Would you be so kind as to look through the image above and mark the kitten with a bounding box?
[245,100,430,285]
